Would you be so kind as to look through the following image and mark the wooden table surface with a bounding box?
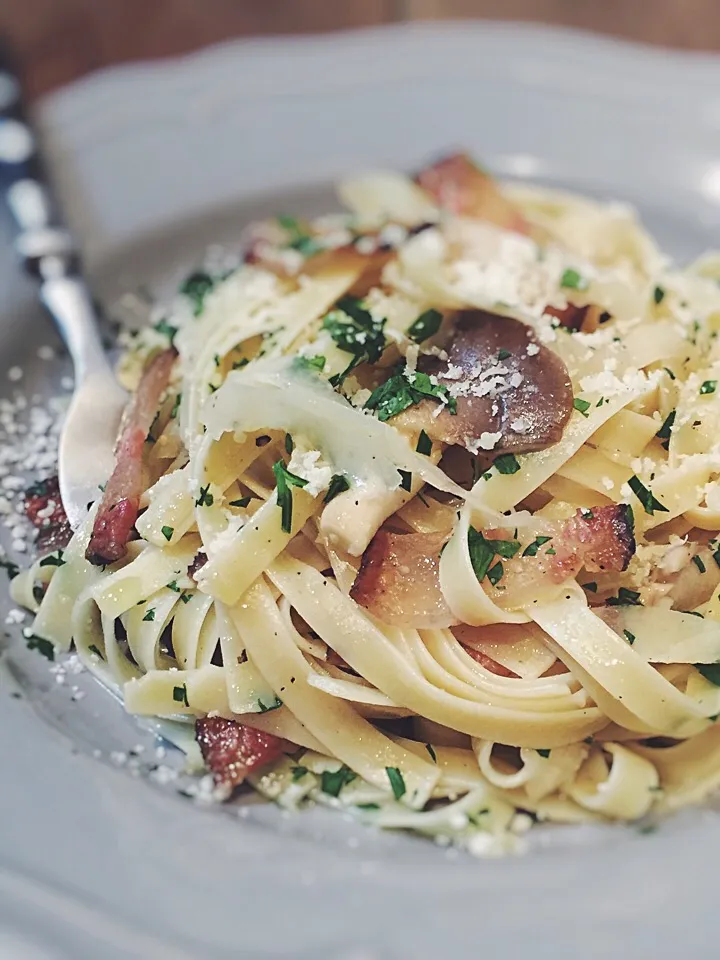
[2,0,720,100]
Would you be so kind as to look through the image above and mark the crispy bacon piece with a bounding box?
[350,506,634,628]
[549,504,635,581]
[195,717,287,792]
[402,311,573,456]
[24,475,72,553]
[86,348,177,566]
[349,529,456,628]
[415,153,531,235]
[545,303,610,334]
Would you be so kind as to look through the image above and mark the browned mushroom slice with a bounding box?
[195,717,287,791]
[349,529,456,628]
[400,311,573,456]
[415,152,531,235]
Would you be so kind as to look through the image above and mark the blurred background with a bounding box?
[3,0,720,101]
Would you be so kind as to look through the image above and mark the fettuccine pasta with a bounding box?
[15,152,720,856]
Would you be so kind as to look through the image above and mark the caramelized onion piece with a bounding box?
[349,529,456,628]
[545,303,610,334]
[415,152,531,235]
[86,348,177,566]
[195,717,287,792]
[403,311,573,456]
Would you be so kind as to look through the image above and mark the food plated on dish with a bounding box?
[11,151,720,855]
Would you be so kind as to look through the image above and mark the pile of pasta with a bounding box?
[16,153,720,854]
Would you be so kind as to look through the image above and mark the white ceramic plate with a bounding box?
[3,22,720,959]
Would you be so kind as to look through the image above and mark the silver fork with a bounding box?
[0,51,127,530]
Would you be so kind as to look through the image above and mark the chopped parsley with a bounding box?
[195,484,214,508]
[696,663,720,686]
[487,561,505,586]
[494,453,521,475]
[291,765,309,782]
[692,555,707,574]
[272,460,308,533]
[606,587,642,606]
[39,550,65,568]
[153,318,178,344]
[468,527,521,584]
[179,271,214,316]
[257,696,283,713]
[324,474,351,504]
[656,410,675,450]
[663,367,676,381]
[179,592,192,604]
[320,764,357,797]
[497,348,512,361]
[653,286,665,305]
[88,644,104,660]
[364,370,456,422]
[167,580,180,593]
[573,397,591,417]
[229,496,252,508]
[278,215,323,258]
[0,558,19,579]
[285,433,294,455]
[537,749,551,758]
[26,634,54,661]
[623,630,636,645]
[295,354,326,374]
[522,535,553,557]
[416,429,432,455]
[173,684,189,707]
[628,476,669,516]
[407,308,443,343]
[425,743,437,763]
[161,525,174,542]
[385,766,406,801]
[356,802,380,811]
[170,393,181,418]
[142,608,156,622]
[560,268,588,291]
[583,581,598,593]
[323,297,386,385]
[398,469,412,492]
[700,380,718,396]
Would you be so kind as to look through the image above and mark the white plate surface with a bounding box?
[3,22,720,959]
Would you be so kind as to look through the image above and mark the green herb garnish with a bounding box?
[426,743,437,763]
[623,630,636,645]
[606,587,642,606]
[143,608,156,622]
[257,696,283,713]
[398,469,412,492]
[494,453,520,475]
[154,318,178,344]
[180,271,214,316]
[26,634,54,661]
[573,397,591,417]
[323,297,386,385]
[291,765,309,782]
[497,349,512,361]
[693,555,707,574]
[364,370,456,422]
[407,308,443,343]
[386,766,406,801]
[700,380,718,396]
[653,286,665,305]
[560,268,588,291]
[320,764,357,797]
[656,410,675,450]
[324,474,351,504]
[285,433,294,455]
[161,526,174,542]
[467,527,521,583]
[272,461,309,533]
[229,496,252,508]
[416,429,432,455]
[39,550,65,568]
[173,684,189,707]
[195,484,214,508]
[522,535,552,557]
[88,644,104,660]
[628,476,669,516]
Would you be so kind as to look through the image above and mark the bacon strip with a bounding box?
[351,505,634,628]
[195,717,287,791]
[86,348,177,566]
[415,153,531,235]
[349,529,456,628]
[25,475,72,553]
[399,311,573,456]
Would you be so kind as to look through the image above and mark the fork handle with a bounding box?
[0,46,111,381]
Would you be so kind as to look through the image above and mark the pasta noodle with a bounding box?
[14,152,720,855]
